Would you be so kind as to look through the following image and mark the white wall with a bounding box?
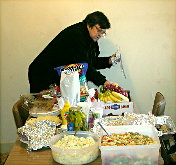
[0,0,176,145]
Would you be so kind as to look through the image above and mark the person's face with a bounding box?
[87,24,106,42]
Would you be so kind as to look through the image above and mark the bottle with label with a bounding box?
[80,75,89,102]
[61,100,71,125]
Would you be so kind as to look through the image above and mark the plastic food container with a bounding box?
[50,131,99,164]
[100,125,160,165]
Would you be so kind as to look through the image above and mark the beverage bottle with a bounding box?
[61,100,71,125]
[80,75,89,102]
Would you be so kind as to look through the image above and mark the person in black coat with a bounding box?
[28,11,117,93]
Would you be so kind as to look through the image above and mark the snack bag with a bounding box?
[55,63,88,77]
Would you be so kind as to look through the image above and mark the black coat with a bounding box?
[28,22,112,93]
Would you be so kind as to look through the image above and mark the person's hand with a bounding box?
[109,54,115,64]
[109,53,121,65]
[104,80,111,86]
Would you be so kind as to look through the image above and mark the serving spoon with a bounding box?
[97,122,110,136]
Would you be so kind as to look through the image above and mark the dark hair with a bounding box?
[83,11,111,29]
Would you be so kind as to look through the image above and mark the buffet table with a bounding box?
[5,138,164,165]
[9,93,167,165]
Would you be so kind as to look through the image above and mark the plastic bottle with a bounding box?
[80,75,89,102]
[61,100,71,125]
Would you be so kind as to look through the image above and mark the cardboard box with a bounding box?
[103,90,134,116]
[103,102,134,116]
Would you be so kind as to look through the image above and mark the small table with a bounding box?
[5,138,164,165]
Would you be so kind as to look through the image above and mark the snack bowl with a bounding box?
[50,131,99,165]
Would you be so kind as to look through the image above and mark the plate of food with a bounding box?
[21,94,60,117]
[155,116,176,135]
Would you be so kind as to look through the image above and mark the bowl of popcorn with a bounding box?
[50,131,99,164]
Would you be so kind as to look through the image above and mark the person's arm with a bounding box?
[90,42,112,70]
[86,65,107,86]
[94,43,121,69]
[94,53,121,69]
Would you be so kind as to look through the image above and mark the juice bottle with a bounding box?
[61,100,70,125]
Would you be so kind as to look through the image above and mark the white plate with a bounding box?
[30,108,60,117]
